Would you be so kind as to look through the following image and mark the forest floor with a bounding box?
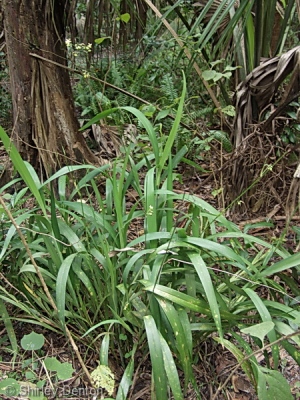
[0,147,300,399]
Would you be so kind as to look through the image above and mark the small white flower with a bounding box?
[147,205,154,216]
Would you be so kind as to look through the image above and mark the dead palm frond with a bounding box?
[234,45,300,147]
[227,46,300,215]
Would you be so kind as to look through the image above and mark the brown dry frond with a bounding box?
[234,45,300,147]
[223,46,300,216]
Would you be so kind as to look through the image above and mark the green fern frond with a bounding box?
[210,130,232,152]
[194,107,214,118]
[161,73,178,103]
[110,61,123,88]
[115,93,128,107]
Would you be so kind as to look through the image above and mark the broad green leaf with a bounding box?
[213,72,223,82]
[44,356,61,371]
[178,309,193,354]
[245,6,255,70]
[21,332,45,351]
[221,71,232,79]
[56,362,75,380]
[224,65,240,72]
[241,321,275,344]
[119,13,130,23]
[95,36,111,44]
[0,378,20,396]
[221,105,236,117]
[210,59,224,67]
[256,366,293,400]
[176,228,187,238]
[142,281,211,314]
[50,187,61,250]
[202,69,216,81]
[142,281,236,320]
[122,248,154,283]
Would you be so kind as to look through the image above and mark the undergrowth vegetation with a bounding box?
[0,79,299,399]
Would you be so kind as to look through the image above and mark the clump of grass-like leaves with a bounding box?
[0,76,299,399]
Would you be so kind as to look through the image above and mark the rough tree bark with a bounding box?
[3,0,100,176]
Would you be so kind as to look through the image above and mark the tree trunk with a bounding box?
[3,0,100,176]
[135,0,147,42]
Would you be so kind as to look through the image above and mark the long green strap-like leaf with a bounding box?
[144,315,168,400]
[157,73,186,180]
[188,252,223,340]
[0,299,18,361]
[0,126,46,215]
[159,334,184,400]
[56,253,77,329]
[244,288,279,369]
[260,252,300,277]
[116,344,137,400]
[158,299,193,383]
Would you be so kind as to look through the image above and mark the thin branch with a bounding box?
[262,92,300,131]
[142,0,222,117]
[29,53,148,107]
[212,329,300,400]
[29,52,192,130]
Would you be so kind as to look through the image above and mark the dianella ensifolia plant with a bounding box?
[0,73,299,399]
